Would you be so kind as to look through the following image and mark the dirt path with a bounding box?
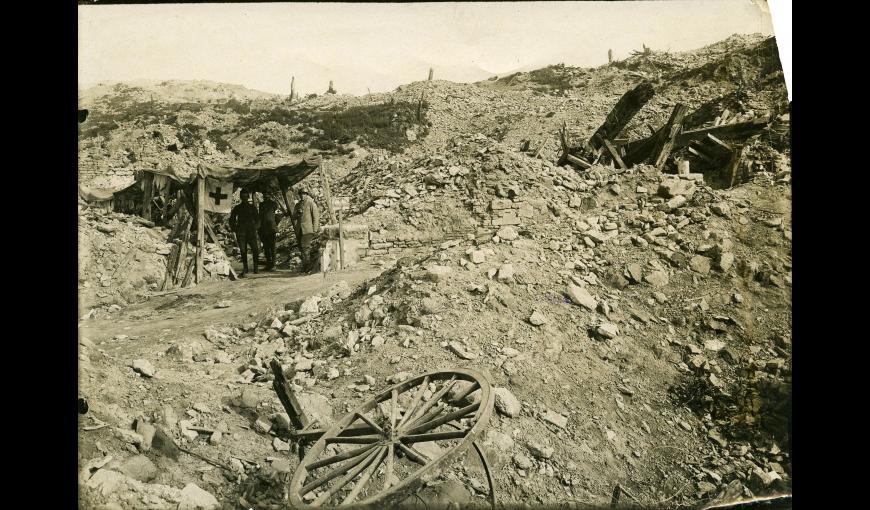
[81,266,383,349]
[78,264,385,508]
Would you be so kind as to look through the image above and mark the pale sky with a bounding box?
[79,1,777,96]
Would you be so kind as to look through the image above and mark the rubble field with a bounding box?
[78,33,790,509]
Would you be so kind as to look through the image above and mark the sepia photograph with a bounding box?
[77,1,792,509]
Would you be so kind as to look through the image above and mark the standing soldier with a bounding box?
[293,184,320,272]
[229,189,260,277]
[258,195,279,271]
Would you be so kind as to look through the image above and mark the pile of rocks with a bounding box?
[78,204,236,315]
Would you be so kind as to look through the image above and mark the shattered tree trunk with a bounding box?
[583,81,655,156]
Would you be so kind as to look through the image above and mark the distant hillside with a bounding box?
[78,33,786,190]
[79,79,280,106]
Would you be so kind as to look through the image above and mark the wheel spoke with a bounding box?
[389,389,398,434]
[397,375,429,428]
[353,412,386,436]
[325,434,383,445]
[400,376,457,431]
[338,446,389,506]
[301,445,378,495]
[383,442,395,490]
[405,402,480,436]
[396,442,431,466]
[305,443,377,471]
[400,429,469,444]
[313,446,384,505]
[450,381,480,404]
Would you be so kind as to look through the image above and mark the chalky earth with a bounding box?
[79,34,790,509]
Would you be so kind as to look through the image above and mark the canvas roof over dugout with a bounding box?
[147,155,322,189]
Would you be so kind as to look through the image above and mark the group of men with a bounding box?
[228,184,320,277]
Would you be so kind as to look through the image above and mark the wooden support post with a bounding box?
[142,172,154,221]
[320,163,336,225]
[602,138,626,169]
[726,144,750,188]
[195,176,205,284]
[428,67,434,81]
[651,104,688,170]
[277,178,293,217]
[337,208,345,271]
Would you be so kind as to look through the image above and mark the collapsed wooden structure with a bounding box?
[559,81,780,185]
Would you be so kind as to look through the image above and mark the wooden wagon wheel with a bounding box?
[288,368,495,508]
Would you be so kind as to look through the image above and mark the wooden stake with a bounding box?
[727,144,750,188]
[195,176,205,284]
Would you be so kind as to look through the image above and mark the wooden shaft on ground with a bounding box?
[269,359,310,430]
[195,176,205,284]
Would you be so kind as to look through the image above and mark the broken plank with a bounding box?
[180,257,195,288]
[651,104,688,170]
[675,117,768,148]
[603,138,627,169]
[583,81,655,153]
[687,146,716,165]
[172,220,192,285]
[160,243,182,291]
[704,134,733,156]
